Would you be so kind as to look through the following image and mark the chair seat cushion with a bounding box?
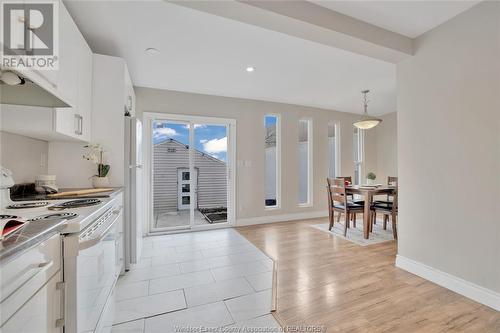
[371,202,394,210]
[373,200,392,205]
[334,203,364,210]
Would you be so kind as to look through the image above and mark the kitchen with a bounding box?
[1,1,499,332]
[0,1,142,332]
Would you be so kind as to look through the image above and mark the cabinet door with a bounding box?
[54,108,78,139]
[57,1,78,107]
[1,274,63,333]
[75,32,93,142]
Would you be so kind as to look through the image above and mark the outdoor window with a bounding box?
[264,115,280,208]
[328,122,340,178]
[299,119,312,206]
[353,127,364,185]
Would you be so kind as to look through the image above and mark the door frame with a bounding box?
[143,112,237,234]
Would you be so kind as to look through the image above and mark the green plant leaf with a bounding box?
[98,164,110,177]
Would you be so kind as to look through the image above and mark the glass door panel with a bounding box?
[152,120,191,230]
[148,114,235,234]
[193,123,229,226]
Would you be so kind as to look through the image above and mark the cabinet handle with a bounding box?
[74,114,83,135]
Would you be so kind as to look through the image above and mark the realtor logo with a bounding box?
[1,0,59,70]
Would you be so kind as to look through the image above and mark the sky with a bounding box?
[265,115,277,127]
[153,121,227,161]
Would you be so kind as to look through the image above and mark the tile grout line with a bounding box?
[222,298,237,325]
[116,229,275,329]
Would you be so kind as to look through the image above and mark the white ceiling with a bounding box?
[311,0,480,38]
[65,0,396,115]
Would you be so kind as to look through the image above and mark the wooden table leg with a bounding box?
[363,192,372,239]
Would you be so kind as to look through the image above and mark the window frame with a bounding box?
[264,114,281,210]
[353,127,365,185]
[298,118,313,207]
[327,122,341,178]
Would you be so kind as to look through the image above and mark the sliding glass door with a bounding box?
[145,114,235,233]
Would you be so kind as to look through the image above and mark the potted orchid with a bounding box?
[83,144,110,188]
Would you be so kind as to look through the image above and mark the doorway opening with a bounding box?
[144,113,236,233]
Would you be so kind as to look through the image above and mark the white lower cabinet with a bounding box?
[1,273,63,333]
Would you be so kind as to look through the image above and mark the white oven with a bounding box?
[63,203,123,333]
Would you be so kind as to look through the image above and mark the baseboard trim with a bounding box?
[237,210,328,226]
[396,255,500,311]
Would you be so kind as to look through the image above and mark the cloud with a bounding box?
[154,127,178,137]
[184,124,207,129]
[201,137,227,155]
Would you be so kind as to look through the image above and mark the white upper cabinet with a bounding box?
[53,1,92,142]
[75,31,93,142]
[57,2,79,108]
[1,1,93,142]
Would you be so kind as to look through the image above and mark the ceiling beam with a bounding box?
[168,0,413,64]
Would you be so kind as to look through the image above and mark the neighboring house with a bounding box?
[153,139,227,214]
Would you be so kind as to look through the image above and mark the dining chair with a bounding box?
[373,176,398,227]
[371,188,398,239]
[327,178,364,236]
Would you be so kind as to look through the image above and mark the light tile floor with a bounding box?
[112,228,279,333]
[154,210,211,228]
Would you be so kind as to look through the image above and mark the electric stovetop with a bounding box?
[10,183,113,201]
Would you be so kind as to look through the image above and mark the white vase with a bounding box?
[366,178,374,185]
[92,176,109,188]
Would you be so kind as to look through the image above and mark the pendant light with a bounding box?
[353,90,382,129]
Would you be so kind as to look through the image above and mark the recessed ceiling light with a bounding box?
[145,47,160,55]
[245,66,255,72]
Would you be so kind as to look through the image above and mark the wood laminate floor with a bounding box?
[236,217,500,333]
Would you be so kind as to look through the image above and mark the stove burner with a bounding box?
[0,214,21,220]
[29,212,78,222]
[48,198,101,210]
[7,202,49,209]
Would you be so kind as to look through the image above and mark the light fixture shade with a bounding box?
[353,115,382,129]
[353,89,382,129]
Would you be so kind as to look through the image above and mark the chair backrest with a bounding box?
[386,176,398,201]
[337,176,352,185]
[327,178,347,207]
[388,176,398,187]
[391,187,398,213]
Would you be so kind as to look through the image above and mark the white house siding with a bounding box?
[153,140,227,213]
[265,146,276,201]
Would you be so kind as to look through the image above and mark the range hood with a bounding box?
[0,70,70,108]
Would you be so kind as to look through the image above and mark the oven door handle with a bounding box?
[78,209,121,251]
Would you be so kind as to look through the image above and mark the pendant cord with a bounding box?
[362,90,370,115]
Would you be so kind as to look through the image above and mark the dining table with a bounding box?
[346,185,396,239]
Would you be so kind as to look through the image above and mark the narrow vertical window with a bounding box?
[299,119,312,206]
[353,127,364,185]
[265,115,280,208]
[328,122,340,178]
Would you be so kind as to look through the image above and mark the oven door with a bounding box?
[65,207,121,333]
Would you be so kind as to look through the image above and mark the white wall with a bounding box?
[376,112,397,183]
[48,141,95,188]
[135,87,378,223]
[397,0,500,301]
[0,131,48,183]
